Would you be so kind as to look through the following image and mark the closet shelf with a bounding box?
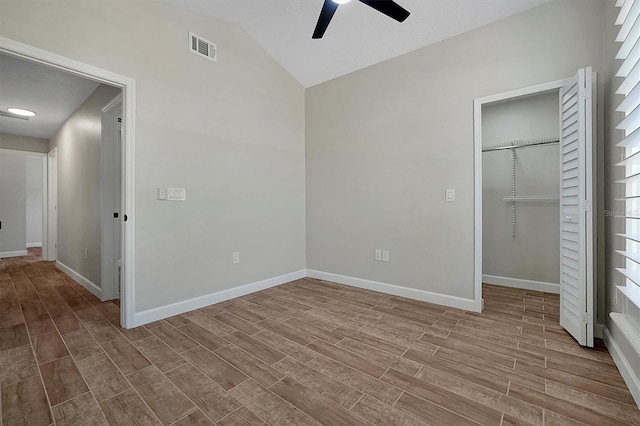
[482,137,559,152]
[502,195,560,203]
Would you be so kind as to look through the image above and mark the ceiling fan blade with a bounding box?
[358,0,410,22]
[313,0,340,39]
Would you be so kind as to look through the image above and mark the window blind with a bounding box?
[616,0,640,306]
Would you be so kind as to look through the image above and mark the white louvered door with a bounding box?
[559,67,594,348]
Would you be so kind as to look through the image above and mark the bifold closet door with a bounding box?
[559,67,594,348]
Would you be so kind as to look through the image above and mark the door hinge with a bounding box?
[581,89,591,101]
[582,313,593,325]
[581,200,592,211]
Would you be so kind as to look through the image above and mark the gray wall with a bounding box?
[0,133,49,153]
[25,156,43,246]
[0,0,306,312]
[482,92,560,284]
[49,84,121,287]
[306,0,605,300]
[0,151,26,254]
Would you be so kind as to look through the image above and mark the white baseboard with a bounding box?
[26,242,43,248]
[133,270,307,327]
[483,274,560,294]
[306,270,477,311]
[604,319,640,409]
[56,261,102,299]
[0,250,28,258]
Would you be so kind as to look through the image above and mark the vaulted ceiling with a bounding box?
[152,0,554,87]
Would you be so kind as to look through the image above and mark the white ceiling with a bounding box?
[152,0,554,87]
[0,54,101,139]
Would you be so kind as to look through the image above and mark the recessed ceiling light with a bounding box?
[7,107,36,117]
[333,0,351,4]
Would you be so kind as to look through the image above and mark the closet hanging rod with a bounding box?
[482,137,559,152]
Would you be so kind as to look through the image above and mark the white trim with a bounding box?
[56,260,102,299]
[307,270,477,311]
[482,274,560,294]
[26,242,42,248]
[133,270,307,327]
[47,147,58,262]
[474,78,565,312]
[100,94,122,302]
[604,320,640,409]
[41,156,47,261]
[0,36,137,329]
[0,250,28,258]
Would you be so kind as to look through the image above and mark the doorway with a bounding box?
[474,68,596,347]
[0,36,137,328]
[0,149,45,258]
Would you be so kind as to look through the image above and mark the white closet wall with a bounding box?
[482,92,560,286]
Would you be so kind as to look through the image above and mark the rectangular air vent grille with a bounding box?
[189,32,217,62]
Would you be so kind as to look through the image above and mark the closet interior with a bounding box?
[482,91,561,294]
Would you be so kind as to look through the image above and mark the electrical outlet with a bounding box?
[375,249,382,261]
[445,188,455,202]
[84,248,88,259]
[382,250,390,262]
[232,252,240,264]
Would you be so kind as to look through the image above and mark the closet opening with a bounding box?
[474,69,597,347]
[481,91,561,296]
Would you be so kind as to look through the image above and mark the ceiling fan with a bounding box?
[312,0,411,39]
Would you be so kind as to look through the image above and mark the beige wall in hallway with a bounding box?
[49,84,121,288]
[0,133,48,153]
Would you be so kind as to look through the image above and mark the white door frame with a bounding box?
[101,94,122,301]
[473,79,565,311]
[46,147,57,262]
[0,36,137,329]
[41,154,48,260]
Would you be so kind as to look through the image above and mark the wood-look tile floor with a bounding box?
[1,254,639,425]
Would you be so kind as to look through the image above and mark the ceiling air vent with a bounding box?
[189,32,217,62]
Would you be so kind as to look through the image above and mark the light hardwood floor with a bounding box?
[1,253,639,425]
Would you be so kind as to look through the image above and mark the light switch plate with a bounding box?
[167,187,186,201]
[157,187,167,200]
[382,250,390,262]
[375,249,382,261]
[445,188,455,202]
